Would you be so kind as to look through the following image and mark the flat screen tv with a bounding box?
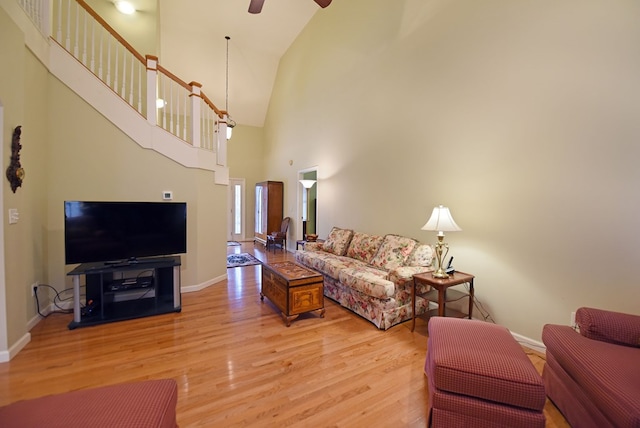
[64,201,187,265]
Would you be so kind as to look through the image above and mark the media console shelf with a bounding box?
[67,256,182,329]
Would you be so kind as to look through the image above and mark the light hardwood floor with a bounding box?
[0,243,569,427]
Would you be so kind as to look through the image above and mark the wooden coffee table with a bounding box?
[261,261,325,326]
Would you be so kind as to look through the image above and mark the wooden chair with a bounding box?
[267,217,290,253]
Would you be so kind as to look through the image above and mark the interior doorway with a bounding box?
[227,178,245,241]
[0,103,8,359]
[298,168,318,241]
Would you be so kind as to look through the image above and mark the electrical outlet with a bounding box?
[570,311,576,328]
[31,281,39,297]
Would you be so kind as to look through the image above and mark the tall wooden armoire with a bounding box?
[254,181,284,245]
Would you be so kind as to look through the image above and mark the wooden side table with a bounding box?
[411,271,475,331]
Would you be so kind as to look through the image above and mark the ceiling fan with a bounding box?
[249,0,332,14]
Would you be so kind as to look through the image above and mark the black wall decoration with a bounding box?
[6,125,25,193]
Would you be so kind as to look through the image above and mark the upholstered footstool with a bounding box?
[425,318,546,428]
[0,379,178,428]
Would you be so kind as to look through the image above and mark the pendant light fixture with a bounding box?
[224,36,236,140]
[115,1,136,15]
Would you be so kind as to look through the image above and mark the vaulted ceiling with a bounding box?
[121,0,325,127]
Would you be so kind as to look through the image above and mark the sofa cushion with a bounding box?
[321,255,357,280]
[576,307,640,348]
[346,232,384,264]
[407,244,434,267]
[369,234,417,271]
[322,227,354,256]
[294,249,329,273]
[339,267,395,299]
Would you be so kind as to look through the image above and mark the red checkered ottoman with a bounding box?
[0,379,178,428]
[425,318,546,428]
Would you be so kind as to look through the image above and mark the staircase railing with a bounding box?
[17,0,48,35]
[18,0,227,156]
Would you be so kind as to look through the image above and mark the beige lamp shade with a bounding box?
[299,180,316,189]
[421,205,462,233]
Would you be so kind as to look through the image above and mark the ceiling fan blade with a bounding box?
[248,0,264,14]
[314,0,332,8]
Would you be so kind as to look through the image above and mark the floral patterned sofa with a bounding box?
[294,227,434,330]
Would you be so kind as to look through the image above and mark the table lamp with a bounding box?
[422,205,461,278]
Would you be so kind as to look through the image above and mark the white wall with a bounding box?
[86,0,158,56]
[226,125,266,241]
[0,1,227,356]
[263,0,640,340]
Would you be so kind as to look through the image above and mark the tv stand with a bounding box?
[67,256,181,329]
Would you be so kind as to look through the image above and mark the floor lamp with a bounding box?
[299,180,316,239]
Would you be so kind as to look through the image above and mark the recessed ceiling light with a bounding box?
[115,1,136,15]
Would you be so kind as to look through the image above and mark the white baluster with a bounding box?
[209,109,214,150]
[56,0,62,42]
[121,51,126,98]
[73,1,79,57]
[175,84,180,137]
[201,103,206,149]
[99,28,104,79]
[90,19,95,73]
[65,0,71,50]
[41,0,50,36]
[208,108,213,150]
[105,34,111,87]
[113,44,118,92]
[169,81,174,134]
[184,89,188,140]
[128,57,134,105]
[162,77,167,129]
[138,64,142,113]
[82,11,87,65]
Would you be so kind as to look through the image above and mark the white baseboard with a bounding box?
[0,331,31,362]
[181,273,227,293]
[511,332,545,354]
[429,302,547,354]
[26,312,42,332]
[425,301,546,354]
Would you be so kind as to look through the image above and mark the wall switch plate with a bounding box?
[8,209,19,224]
[162,191,173,200]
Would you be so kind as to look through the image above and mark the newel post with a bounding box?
[189,81,202,148]
[145,55,158,126]
[216,114,228,167]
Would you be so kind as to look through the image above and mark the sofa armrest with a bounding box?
[389,266,432,287]
[576,307,640,348]
[303,241,324,252]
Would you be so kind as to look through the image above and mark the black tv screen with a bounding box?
[64,201,187,265]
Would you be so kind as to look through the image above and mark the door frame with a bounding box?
[227,178,245,241]
[297,167,318,242]
[0,103,7,360]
